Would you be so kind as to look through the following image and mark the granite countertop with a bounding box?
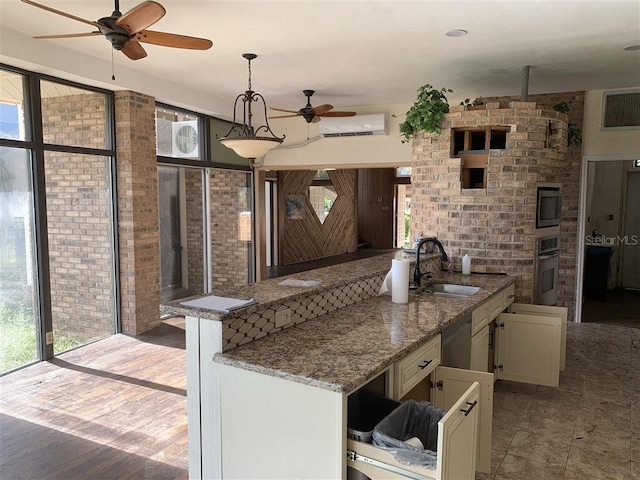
[161,251,428,320]
[215,272,515,394]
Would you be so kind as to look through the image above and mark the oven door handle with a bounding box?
[538,251,559,260]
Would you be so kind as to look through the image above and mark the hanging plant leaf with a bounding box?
[399,84,453,142]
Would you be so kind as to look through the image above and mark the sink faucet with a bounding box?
[414,237,449,287]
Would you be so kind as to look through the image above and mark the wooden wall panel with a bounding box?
[357,168,395,248]
[279,169,358,265]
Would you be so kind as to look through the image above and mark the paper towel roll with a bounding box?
[391,259,410,304]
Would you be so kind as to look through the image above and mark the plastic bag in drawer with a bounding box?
[372,400,445,468]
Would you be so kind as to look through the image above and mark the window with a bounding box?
[155,104,255,305]
[0,66,117,373]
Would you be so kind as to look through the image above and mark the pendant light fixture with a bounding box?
[218,53,284,160]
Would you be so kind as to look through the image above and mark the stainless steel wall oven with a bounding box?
[534,234,559,305]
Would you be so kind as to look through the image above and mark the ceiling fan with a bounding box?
[21,0,213,61]
[270,90,357,123]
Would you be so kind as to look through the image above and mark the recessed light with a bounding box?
[445,29,468,37]
[623,45,640,51]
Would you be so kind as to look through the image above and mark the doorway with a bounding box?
[579,157,640,327]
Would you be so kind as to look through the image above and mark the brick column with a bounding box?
[115,91,160,334]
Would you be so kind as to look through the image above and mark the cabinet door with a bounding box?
[435,381,480,480]
[496,312,561,387]
[508,303,567,371]
[431,367,494,475]
[470,324,490,373]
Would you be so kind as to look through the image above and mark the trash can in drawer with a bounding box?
[347,390,400,443]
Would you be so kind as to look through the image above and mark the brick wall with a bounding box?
[481,93,585,319]
[41,94,114,343]
[411,99,580,317]
[185,168,205,294]
[210,169,253,289]
[115,91,160,334]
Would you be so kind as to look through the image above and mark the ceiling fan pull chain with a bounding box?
[111,48,116,81]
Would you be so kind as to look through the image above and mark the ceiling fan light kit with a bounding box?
[218,53,285,160]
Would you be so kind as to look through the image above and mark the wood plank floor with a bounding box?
[0,322,188,480]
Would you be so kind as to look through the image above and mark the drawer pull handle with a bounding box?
[460,401,478,416]
[418,359,433,370]
[507,294,515,299]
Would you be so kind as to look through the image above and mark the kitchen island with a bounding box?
[162,251,519,479]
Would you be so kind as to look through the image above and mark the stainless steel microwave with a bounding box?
[536,187,562,228]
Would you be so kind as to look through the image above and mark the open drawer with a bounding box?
[348,367,493,480]
[347,381,480,480]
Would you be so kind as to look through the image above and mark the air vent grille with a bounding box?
[603,92,640,128]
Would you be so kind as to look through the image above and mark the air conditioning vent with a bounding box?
[603,91,640,128]
[319,113,388,137]
[172,120,199,158]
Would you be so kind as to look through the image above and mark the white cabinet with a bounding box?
[348,375,485,480]
[468,281,566,389]
[507,303,567,371]
[494,303,567,387]
[494,311,560,386]
[394,334,441,399]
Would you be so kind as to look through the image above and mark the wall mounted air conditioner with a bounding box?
[172,120,199,158]
[319,113,388,137]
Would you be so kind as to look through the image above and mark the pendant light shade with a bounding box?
[218,53,284,160]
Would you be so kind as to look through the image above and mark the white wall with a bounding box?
[258,104,412,170]
[582,87,640,157]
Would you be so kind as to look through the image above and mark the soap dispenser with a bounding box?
[462,254,471,275]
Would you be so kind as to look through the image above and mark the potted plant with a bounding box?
[399,84,453,143]
[459,97,485,110]
[552,101,582,147]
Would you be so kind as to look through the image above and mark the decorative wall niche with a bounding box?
[452,127,509,189]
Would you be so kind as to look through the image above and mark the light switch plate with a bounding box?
[275,308,291,329]
[45,331,54,345]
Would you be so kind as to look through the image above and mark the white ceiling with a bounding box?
[1,0,639,119]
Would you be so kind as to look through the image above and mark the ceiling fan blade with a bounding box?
[309,104,333,116]
[20,0,111,32]
[268,114,301,119]
[121,41,147,60]
[317,111,357,117]
[115,1,166,34]
[33,31,101,39]
[270,107,300,114]
[135,30,213,50]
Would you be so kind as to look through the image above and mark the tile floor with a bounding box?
[478,322,640,480]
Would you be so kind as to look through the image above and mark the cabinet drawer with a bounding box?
[471,302,489,336]
[503,284,515,309]
[394,334,441,399]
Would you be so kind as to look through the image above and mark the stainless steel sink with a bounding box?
[426,283,480,297]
